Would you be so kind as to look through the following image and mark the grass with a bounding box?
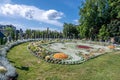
[7,42,120,80]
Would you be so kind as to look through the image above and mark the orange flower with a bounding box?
[108,45,115,49]
[53,53,68,59]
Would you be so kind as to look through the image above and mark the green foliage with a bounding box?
[79,0,107,39]
[25,29,63,39]
[107,19,120,37]
[5,26,16,40]
[31,46,38,52]
[78,0,119,40]
[40,48,47,58]
[108,0,120,19]
[25,29,32,39]
[98,25,109,40]
[78,22,90,38]
[0,38,4,45]
[63,23,79,39]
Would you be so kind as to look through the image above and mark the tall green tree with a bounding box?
[108,0,120,19]
[106,0,120,38]
[25,29,32,39]
[107,20,120,37]
[63,23,79,39]
[78,0,111,40]
[98,24,109,41]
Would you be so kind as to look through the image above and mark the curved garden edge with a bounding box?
[0,39,41,80]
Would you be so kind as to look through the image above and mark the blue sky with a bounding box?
[0,0,83,31]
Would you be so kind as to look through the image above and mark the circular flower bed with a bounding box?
[53,53,68,59]
[77,45,92,49]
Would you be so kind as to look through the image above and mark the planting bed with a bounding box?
[28,40,120,65]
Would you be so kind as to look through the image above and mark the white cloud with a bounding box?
[0,4,64,26]
[73,19,79,25]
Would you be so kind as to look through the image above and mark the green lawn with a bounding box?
[7,43,120,80]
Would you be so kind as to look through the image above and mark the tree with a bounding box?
[98,25,109,41]
[78,0,111,40]
[108,0,120,19]
[5,26,15,41]
[63,23,79,39]
[15,30,19,40]
[25,29,32,39]
[19,29,23,39]
[107,20,120,37]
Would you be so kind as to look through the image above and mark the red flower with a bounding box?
[77,45,92,49]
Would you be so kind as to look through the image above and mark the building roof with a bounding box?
[0,32,5,38]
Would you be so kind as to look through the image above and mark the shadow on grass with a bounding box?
[15,66,29,71]
[9,60,15,63]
